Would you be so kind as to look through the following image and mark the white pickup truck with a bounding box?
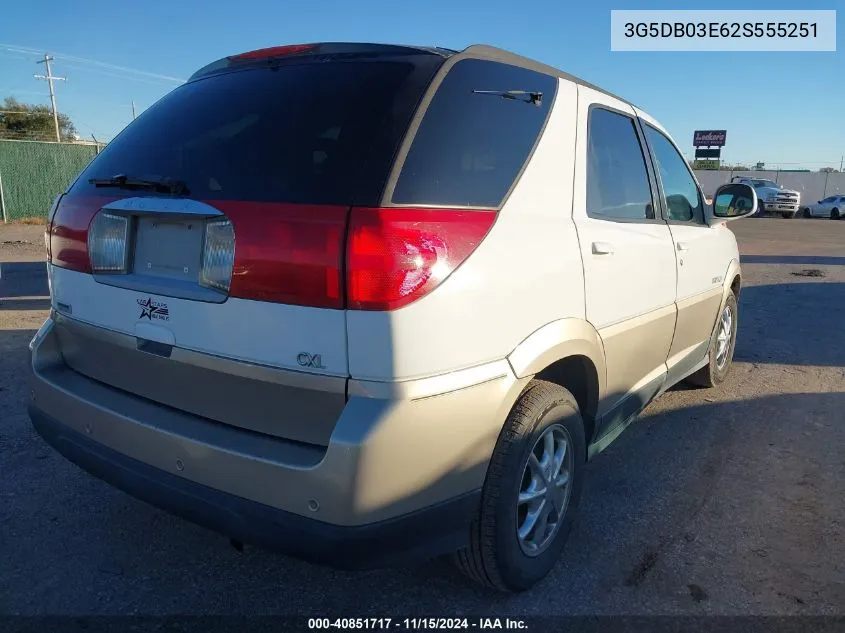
[730,177,801,218]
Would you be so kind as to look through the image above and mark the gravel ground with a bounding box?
[0,218,843,616]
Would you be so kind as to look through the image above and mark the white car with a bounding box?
[802,195,845,219]
[730,177,801,218]
[28,42,757,592]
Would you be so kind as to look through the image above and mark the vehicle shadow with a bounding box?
[734,282,845,366]
[741,255,845,266]
[0,262,49,311]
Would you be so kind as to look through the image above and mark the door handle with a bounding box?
[676,242,690,252]
[592,241,615,255]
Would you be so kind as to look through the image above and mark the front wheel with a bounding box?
[756,201,766,217]
[454,380,586,592]
[832,208,840,220]
[686,290,738,388]
[803,208,812,218]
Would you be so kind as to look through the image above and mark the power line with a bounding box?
[33,54,65,142]
[58,61,184,87]
[1,43,185,84]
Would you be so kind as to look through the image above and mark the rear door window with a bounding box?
[391,58,557,208]
[586,107,655,221]
[72,60,435,206]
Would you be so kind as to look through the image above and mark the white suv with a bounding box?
[28,43,758,592]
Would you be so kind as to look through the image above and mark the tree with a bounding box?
[819,167,839,173]
[0,96,78,141]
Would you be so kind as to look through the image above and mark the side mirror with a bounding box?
[710,183,757,223]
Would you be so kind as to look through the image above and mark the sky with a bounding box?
[1,0,842,170]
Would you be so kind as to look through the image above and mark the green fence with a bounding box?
[0,139,99,221]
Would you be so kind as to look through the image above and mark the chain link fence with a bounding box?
[0,139,99,222]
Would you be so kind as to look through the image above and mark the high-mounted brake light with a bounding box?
[229,44,317,61]
[346,208,496,311]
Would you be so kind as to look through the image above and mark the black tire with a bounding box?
[687,290,738,388]
[803,208,812,218]
[757,201,766,217]
[781,211,792,219]
[454,380,586,592]
[832,208,840,220]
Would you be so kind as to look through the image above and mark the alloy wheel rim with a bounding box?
[715,305,733,370]
[516,423,573,557]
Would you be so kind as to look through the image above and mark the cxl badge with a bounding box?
[297,352,325,369]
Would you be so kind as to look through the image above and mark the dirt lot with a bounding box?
[1,219,844,616]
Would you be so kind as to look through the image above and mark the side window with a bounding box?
[392,59,557,208]
[644,125,704,223]
[586,107,654,221]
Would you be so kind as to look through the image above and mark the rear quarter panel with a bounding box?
[346,78,584,381]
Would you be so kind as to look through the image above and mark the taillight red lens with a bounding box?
[48,196,119,273]
[346,208,496,311]
[229,44,317,61]
[211,201,347,309]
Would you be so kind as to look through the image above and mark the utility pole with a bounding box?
[34,54,66,142]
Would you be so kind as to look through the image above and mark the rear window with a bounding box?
[391,59,557,208]
[72,60,435,206]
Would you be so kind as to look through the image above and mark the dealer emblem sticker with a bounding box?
[137,297,170,321]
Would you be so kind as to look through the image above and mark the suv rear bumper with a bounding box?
[28,315,527,567]
[30,406,480,568]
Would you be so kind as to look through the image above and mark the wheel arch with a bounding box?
[506,318,606,445]
[709,259,741,344]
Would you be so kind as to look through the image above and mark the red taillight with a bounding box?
[47,196,495,312]
[48,196,119,273]
[229,44,317,61]
[346,208,496,311]
[211,201,347,309]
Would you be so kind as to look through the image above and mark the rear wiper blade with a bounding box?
[89,174,190,196]
[472,90,543,106]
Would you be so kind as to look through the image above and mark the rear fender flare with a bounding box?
[506,318,607,398]
[709,258,741,345]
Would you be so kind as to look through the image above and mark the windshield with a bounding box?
[71,61,430,206]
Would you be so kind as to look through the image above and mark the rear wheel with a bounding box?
[687,290,738,388]
[832,208,840,220]
[454,380,585,592]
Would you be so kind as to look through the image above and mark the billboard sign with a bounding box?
[693,130,727,147]
[693,159,720,170]
[695,148,722,159]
